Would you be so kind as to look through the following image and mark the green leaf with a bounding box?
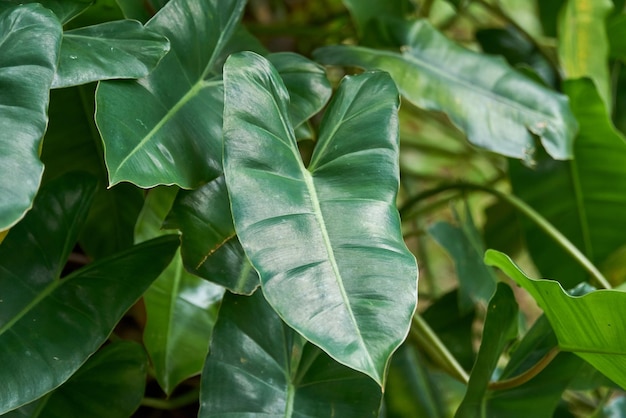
[509,79,626,287]
[0,174,179,412]
[0,3,62,231]
[223,51,418,385]
[166,175,260,295]
[1,0,91,23]
[135,186,224,395]
[558,0,613,108]
[314,20,578,162]
[428,205,497,314]
[199,291,383,417]
[53,20,170,89]
[95,0,246,188]
[342,0,412,36]
[455,283,519,418]
[115,0,167,23]
[485,250,626,390]
[608,14,626,62]
[6,341,148,418]
[267,52,332,128]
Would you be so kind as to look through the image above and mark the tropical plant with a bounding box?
[1,0,626,416]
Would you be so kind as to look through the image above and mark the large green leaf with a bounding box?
[428,205,497,315]
[53,20,170,89]
[6,341,147,418]
[135,186,224,395]
[485,250,626,390]
[608,14,626,62]
[0,174,179,413]
[314,20,578,162]
[0,4,62,231]
[342,0,412,36]
[223,52,418,385]
[95,0,246,188]
[199,291,383,417]
[558,0,612,108]
[455,283,519,418]
[166,175,260,295]
[1,0,91,23]
[509,79,626,287]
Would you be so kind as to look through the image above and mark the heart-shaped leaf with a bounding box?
[485,249,626,390]
[135,186,224,395]
[200,291,383,417]
[223,51,418,385]
[314,20,578,162]
[5,341,148,418]
[0,3,62,231]
[95,0,246,188]
[0,174,179,413]
[53,20,170,89]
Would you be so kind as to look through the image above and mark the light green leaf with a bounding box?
[6,341,148,418]
[558,0,612,108]
[96,0,246,188]
[455,283,519,418]
[199,291,383,417]
[429,205,497,314]
[53,20,170,89]
[509,79,626,287]
[0,174,179,413]
[135,186,224,395]
[166,175,260,295]
[223,52,418,385]
[0,3,62,231]
[314,20,578,162]
[485,250,626,390]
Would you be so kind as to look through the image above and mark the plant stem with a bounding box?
[141,388,200,410]
[400,183,612,289]
[488,346,560,390]
[411,314,470,385]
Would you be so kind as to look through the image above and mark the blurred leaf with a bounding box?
[115,0,168,22]
[136,186,224,395]
[429,205,497,314]
[483,200,525,257]
[510,79,626,287]
[6,341,147,418]
[485,250,626,390]
[199,291,383,417]
[476,26,558,87]
[1,0,91,23]
[166,175,259,295]
[608,14,626,62]
[0,3,62,231]
[537,0,566,37]
[455,283,518,418]
[0,173,179,412]
[342,0,412,39]
[223,52,418,385]
[558,0,613,108]
[422,290,476,371]
[315,20,578,162]
[96,0,246,188]
[53,20,170,88]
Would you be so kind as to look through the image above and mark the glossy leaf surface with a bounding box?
[135,186,224,395]
[96,0,246,188]
[510,79,626,287]
[0,174,179,412]
[223,52,418,384]
[314,20,578,162]
[200,291,382,417]
[0,4,61,231]
[166,175,259,295]
[6,341,148,418]
[559,0,612,107]
[53,20,170,88]
[455,283,518,418]
[486,250,626,389]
